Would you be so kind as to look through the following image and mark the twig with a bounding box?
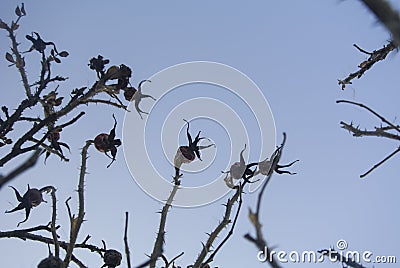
[340,122,400,140]
[338,42,396,90]
[149,176,181,268]
[244,133,290,268]
[0,229,104,255]
[71,254,88,268]
[55,111,86,130]
[202,184,243,266]
[1,17,33,98]
[79,99,128,110]
[169,252,185,266]
[161,252,185,268]
[338,100,400,178]
[353,44,373,55]
[244,173,282,268]
[124,212,132,268]
[0,113,57,167]
[0,148,41,189]
[50,187,60,258]
[63,140,93,267]
[360,146,400,178]
[65,197,73,220]
[337,100,400,133]
[29,137,70,162]
[4,224,55,235]
[18,116,42,122]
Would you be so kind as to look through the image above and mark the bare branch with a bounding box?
[0,229,104,255]
[50,187,60,258]
[149,181,180,268]
[1,18,32,98]
[79,98,128,110]
[29,137,70,162]
[124,211,132,268]
[338,100,400,177]
[203,184,243,266]
[360,146,400,178]
[337,100,400,133]
[0,148,41,189]
[244,133,290,268]
[0,113,57,167]
[338,42,396,90]
[5,224,55,234]
[65,196,73,221]
[340,121,400,140]
[63,140,93,267]
[55,111,86,130]
[71,254,88,268]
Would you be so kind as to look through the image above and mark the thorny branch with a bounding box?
[0,228,105,255]
[0,9,132,178]
[0,9,32,98]
[337,100,400,133]
[49,187,60,258]
[244,133,292,268]
[339,122,400,140]
[149,175,181,268]
[63,140,93,267]
[338,42,397,90]
[337,100,400,178]
[197,184,244,268]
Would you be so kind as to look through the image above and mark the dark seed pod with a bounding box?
[117,78,129,90]
[28,188,44,207]
[37,255,64,268]
[48,130,61,143]
[119,64,132,78]
[103,249,122,268]
[123,87,137,101]
[94,133,109,153]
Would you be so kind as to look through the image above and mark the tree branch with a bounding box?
[50,187,60,258]
[124,211,132,268]
[202,184,243,267]
[338,42,396,90]
[244,133,290,268]
[63,140,93,267]
[149,172,182,268]
[360,146,400,178]
[337,100,400,133]
[80,98,128,110]
[0,148,41,190]
[340,121,400,140]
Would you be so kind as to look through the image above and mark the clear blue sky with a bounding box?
[1,1,399,267]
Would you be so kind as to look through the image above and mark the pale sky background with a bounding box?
[1,1,400,267]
